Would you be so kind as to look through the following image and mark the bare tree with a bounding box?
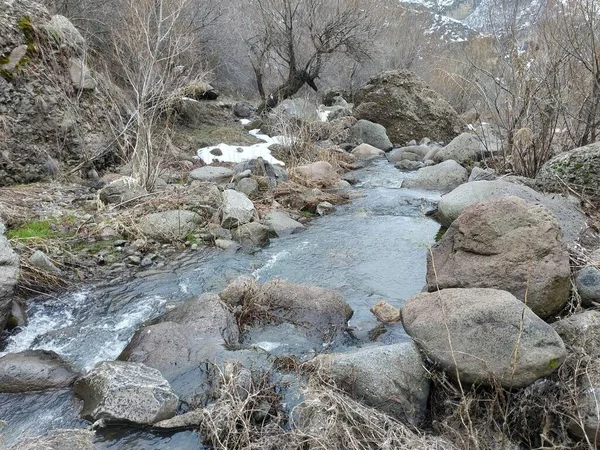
[240,0,377,112]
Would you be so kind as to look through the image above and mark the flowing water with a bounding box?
[0,160,441,449]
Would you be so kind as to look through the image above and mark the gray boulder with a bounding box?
[316,343,429,425]
[99,176,147,205]
[189,166,234,182]
[221,189,255,229]
[427,197,571,318]
[47,15,86,51]
[354,70,460,144]
[28,250,61,274]
[74,361,179,425]
[434,133,487,164]
[437,180,586,242]
[554,310,600,357]
[537,141,600,195]
[0,225,19,332]
[264,211,305,237]
[468,167,496,182]
[153,409,204,430]
[118,293,239,404]
[350,120,393,151]
[137,210,201,242]
[231,222,270,248]
[351,143,385,160]
[402,160,468,193]
[13,429,97,450]
[402,288,567,388]
[575,266,600,307]
[387,145,431,163]
[271,98,319,121]
[69,58,96,90]
[235,177,259,197]
[0,350,79,393]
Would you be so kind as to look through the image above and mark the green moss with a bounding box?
[0,56,9,65]
[7,220,55,240]
[0,68,13,81]
[548,358,561,370]
[434,225,448,242]
[17,16,36,53]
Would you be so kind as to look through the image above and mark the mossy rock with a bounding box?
[537,142,600,194]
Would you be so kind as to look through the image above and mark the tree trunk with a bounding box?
[258,69,316,113]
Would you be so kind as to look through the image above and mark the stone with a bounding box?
[354,70,460,145]
[28,250,62,274]
[316,343,429,425]
[554,310,600,357]
[369,300,401,323]
[437,180,587,242]
[537,141,600,194]
[316,201,335,216]
[153,409,204,430]
[568,360,600,444]
[0,350,79,393]
[118,293,239,404]
[47,15,85,50]
[387,145,430,163]
[264,211,305,237]
[233,102,254,118]
[427,197,571,318]
[395,160,424,171]
[402,288,567,388]
[433,133,488,164]
[98,176,147,205]
[350,120,393,150]
[235,177,259,197]
[137,210,201,242]
[231,222,270,248]
[271,98,319,121]
[402,160,468,193]
[13,429,97,450]
[69,58,96,90]
[221,189,255,228]
[351,143,385,160]
[1,45,27,72]
[189,166,234,182]
[215,239,240,251]
[469,166,496,182]
[294,161,339,187]
[575,266,600,307]
[8,299,27,328]
[0,225,19,332]
[74,361,179,425]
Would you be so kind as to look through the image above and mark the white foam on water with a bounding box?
[252,250,291,280]
[196,129,286,166]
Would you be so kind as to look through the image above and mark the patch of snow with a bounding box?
[239,118,251,125]
[196,129,286,166]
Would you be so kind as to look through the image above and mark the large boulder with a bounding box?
[137,210,201,242]
[353,70,461,145]
[427,197,571,318]
[264,211,305,237]
[402,288,567,388]
[402,160,468,193]
[0,350,79,393]
[537,141,600,194]
[0,222,19,332]
[189,166,234,183]
[118,293,240,404]
[74,360,179,425]
[316,343,429,425]
[437,180,586,242]
[13,429,97,450]
[433,133,488,164]
[221,189,255,229]
[349,119,393,150]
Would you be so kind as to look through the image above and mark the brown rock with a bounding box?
[370,301,401,323]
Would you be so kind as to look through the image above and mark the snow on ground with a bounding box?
[197,129,286,166]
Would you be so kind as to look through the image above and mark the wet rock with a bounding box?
[153,409,205,430]
[433,133,487,164]
[316,343,429,425]
[537,141,600,195]
[231,222,270,248]
[0,223,19,332]
[215,239,240,251]
[13,429,97,450]
[350,120,393,151]
[221,189,255,229]
[264,211,305,237]
[427,197,571,318]
[395,160,424,171]
[8,299,27,328]
[98,176,147,205]
[28,250,62,274]
[189,166,234,182]
[402,160,468,193]
[137,210,201,242]
[74,360,179,425]
[402,288,567,388]
[351,143,385,160]
[118,293,239,404]
[316,201,335,216]
[370,300,401,323]
[575,266,600,307]
[437,180,586,242]
[354,70,460,144]
[0,350,79,393]
[387,145,430,163]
